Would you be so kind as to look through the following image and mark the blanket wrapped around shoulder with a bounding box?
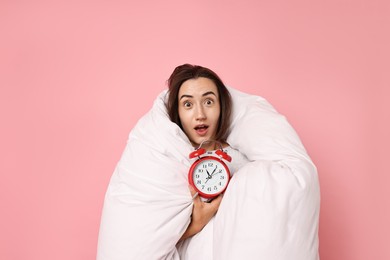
[97,87,320,260]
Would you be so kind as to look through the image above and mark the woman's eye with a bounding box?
[184,101,192,108]
[205,99,214,105]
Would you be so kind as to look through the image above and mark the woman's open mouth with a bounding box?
[194,124,209,136]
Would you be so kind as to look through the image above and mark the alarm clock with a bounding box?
[188,140,232,200]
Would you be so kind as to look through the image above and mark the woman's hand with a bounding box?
[178,185,223,243]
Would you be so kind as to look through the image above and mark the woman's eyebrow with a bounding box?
[179,94,193,100]
[202,91,217,97]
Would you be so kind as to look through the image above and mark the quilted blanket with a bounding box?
[97,87,320,260]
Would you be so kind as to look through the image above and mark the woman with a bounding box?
[165,64,249,243]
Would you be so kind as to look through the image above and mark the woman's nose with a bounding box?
[195,106,206,120]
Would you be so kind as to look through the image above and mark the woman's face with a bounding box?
[178,77,220,150]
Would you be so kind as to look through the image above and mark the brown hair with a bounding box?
[166,64,232,142]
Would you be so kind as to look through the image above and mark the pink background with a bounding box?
[1,1,389,259]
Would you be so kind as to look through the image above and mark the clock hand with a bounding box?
[206,169,212,178]
[210,165,218,176]
[205,166,218,184]
[205,169,212,184]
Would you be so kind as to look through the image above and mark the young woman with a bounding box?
[165,64,249,243]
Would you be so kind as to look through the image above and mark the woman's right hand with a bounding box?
[178,185,223,242]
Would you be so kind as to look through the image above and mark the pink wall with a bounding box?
[1,1,389,259]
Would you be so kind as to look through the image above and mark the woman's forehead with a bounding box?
[179,77,219,98]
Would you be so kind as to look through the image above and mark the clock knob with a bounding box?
[189,148,206,159]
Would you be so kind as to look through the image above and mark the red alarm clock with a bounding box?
[188,140,232,199]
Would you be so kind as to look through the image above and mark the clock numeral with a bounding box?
[214,186,217,190]
[198,169,203,173]
[208,163,213,167]
[220,176,225,180]
[196,180,201,184]
[219,182,222,186]
[195,174,200,178]
[201,185,205,190]
[207,187,211,192]
[218,169,223,173]
[203,165,207,169]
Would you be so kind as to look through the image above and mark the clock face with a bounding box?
[189,156,230,198]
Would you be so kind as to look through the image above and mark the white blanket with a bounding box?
[97,87,320,260]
